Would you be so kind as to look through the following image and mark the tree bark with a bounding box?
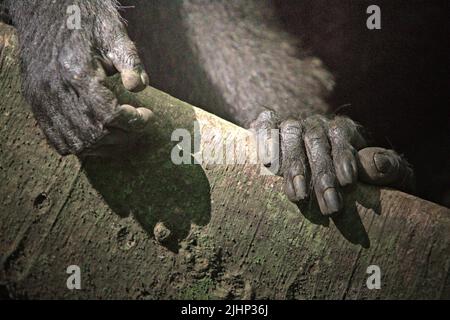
[0,23,449,300]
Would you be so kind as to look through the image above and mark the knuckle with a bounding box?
[59,52,91,79]
[281,119,302,129]
[280,119,303,137]
[108,35,141,67]
[316,173,337,190]
[289,160,307,177]
[251,110,279,130]
[341,147,357,162]
[331,140,355,157]
[304,118,327,139]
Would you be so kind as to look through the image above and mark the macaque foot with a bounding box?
[251,110,415,216]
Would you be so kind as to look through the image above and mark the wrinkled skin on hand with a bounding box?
[7,0,153,157]
[252,110,415,215]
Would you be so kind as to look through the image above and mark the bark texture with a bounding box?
[0,23,449,300]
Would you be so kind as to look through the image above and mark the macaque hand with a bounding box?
[18,4,152,157]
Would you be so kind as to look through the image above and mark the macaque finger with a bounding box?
[108,105,154,133]
[304,116,343,215]
[280,119,309,202]
[250,110,280,168]
[104,26,149,92]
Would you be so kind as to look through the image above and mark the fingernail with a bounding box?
[341,161,356,186]
[374,153,395,173]
[293,175,308,200]
[141,72,150,86]
[137,108,154,122]
[261,138,274,167]
[122,70,145,92]
[284,180,297,203]
[118,104,138,119]
[323,188,342,214]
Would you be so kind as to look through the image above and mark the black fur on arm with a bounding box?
[5,0,126,155]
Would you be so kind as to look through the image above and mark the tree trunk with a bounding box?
[0,23,449,300]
